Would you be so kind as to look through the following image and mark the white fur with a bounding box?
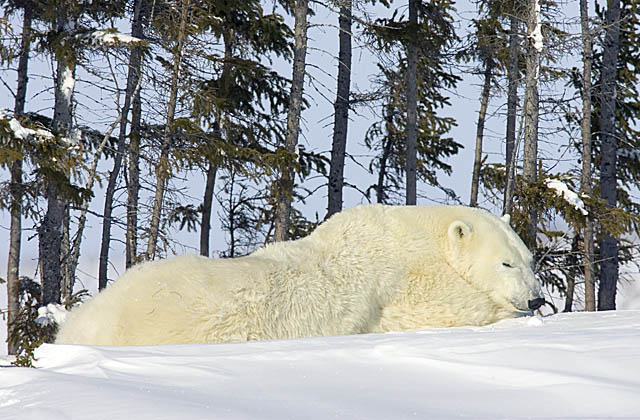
[55,205,543,345]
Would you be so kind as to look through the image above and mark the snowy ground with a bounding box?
[2,311,640,420]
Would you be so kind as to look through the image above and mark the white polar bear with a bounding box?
[55,204,544,346]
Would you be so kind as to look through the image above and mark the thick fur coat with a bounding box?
[55,205,542,345]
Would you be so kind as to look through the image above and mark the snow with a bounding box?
[545,178,588,216]
[59,66,75,106]
[6,118,54,141]
[2,111,81,146]
[87,30,143,47]
[66,127,83,146]
[530,0,544,53]
[2,311,640,419]
[35,304,68,328]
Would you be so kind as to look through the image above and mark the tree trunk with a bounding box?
[7,160,22,355]
[580,0,596,312]
[470,59,492,207]
[146,0,189,259]
[60,205,72,301]
[40,184,65,305]
[503,15,519,216]
[563,234,579,312]
[405,0,418,206]
[14,9,31,117]
[227,169,237,258]
[7,6,32,355]
[522,0,541,249]
[327,0,352,218]
[126,88,142,268]
[200,164,217,257]
[99,0,147,288]
[40,4,76,305]
[598,0,621,311]
[274,0,308,242]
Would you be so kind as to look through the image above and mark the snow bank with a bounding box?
[1,311,640,419]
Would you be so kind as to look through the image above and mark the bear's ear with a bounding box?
[502,214,511,224]
[448,220,473,244]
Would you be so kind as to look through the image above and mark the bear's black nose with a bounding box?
[528,298,545,311]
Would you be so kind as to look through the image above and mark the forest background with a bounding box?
[2,0,640,359]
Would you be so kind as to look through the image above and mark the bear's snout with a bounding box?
[527,298,545,311]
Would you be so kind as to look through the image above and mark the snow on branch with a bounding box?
[8,118,54,141]
[1,110,83,147]
[82,29,145,48]
[1,109,55,142]
[545,178,588,216]
[35,304,68,327]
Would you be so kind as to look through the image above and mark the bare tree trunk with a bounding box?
[126,90,142,268]
[40,3,76,305]
[405,0,418,206]
[146,0,189,259]
[470,60,493,207]
[7,160,22,355]
[521,0,541,249]
[579,0,596,311]
[598,0,621,311]
[200,164,217,257]
[228,169,237,258]
[14,8,31,118]
[564,235,579,312]
[60,205,72,301]
[99,0,147,288]
[7,6,32,355]
[40,185,65,305]
[274,0,308,242]
[503,15,519,215]
[327,0,352,218]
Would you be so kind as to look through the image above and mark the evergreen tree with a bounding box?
[1,0,37,355]
[590,0,640,310]
[187,0,293,250]
[364,0,461,204]
[99,0,150,287]
[467,5,504,207]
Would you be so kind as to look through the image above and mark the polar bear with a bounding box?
[55,205,543,346]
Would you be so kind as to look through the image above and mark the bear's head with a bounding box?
[445,211,544,314]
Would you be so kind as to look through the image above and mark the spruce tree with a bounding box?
[364,0,461,204]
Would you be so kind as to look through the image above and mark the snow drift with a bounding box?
[2,311,640,419]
